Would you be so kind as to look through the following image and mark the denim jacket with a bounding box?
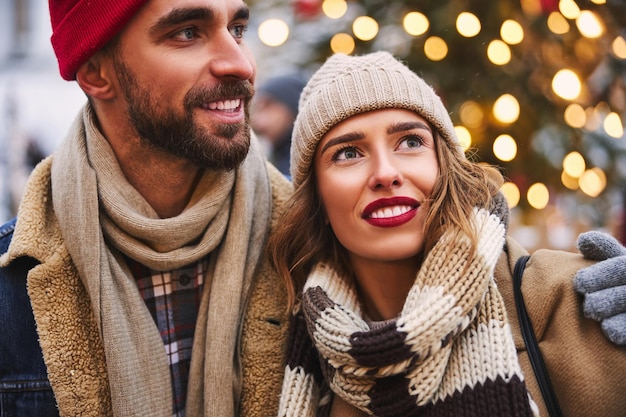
[0,218,59,416]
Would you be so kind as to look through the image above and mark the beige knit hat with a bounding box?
[290,51,461,188]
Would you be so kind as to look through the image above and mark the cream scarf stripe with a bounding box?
[50,104,271,416]
[279,207,535,417]
[399,208,506,368]
[279,366,319,417]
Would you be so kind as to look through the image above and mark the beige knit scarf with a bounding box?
[50,104,271,416]
[279,207,536,417]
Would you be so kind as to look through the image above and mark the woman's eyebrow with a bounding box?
[320,132,364,155]
[388,121,432,134]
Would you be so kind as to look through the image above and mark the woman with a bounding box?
[269,51,626,417]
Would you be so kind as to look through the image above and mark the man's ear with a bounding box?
[76,54,116,100]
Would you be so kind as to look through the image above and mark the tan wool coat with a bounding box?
[496,237,626,417]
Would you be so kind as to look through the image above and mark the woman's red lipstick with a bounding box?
[362,197,419,228]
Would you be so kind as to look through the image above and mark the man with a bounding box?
[0,0,292,416]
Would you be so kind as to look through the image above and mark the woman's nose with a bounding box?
[368,153,403,190]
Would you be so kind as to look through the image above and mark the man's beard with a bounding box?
[113,59,254,171]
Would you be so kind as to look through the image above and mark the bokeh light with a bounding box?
[459,100,484,128]
[493,94,520,124]
[559,0,581,19]
[520,0,542,16]
[579,168,606,197]
[612,36,626,59]
[501,182,521,208]
[322,0,348,19]
[604,112,624,138]
[353,16,379,41]
[501,20,524,44]
[487,40,512,65]
[547,12,570,34]
[456,12,481,37]
[552,69,581,100]
[527,183,550,210]
[562,151,585,178]
[330,33,355,54]
[424,36,448,61]
[493,134,517,161]
[576,10,603,38]
[403,12,429,36]
[258,19,289,47]
[454,126,472,151]
[564,103,586,128]
[561,171,579,190]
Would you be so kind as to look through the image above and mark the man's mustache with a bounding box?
[185,81,255,108]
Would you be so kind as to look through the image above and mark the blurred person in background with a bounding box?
[251,73,306,178]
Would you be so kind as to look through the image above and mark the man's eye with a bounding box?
[173,28,196,41]
[230,24,248,39]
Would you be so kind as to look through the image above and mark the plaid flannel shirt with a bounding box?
[125,255,208,417]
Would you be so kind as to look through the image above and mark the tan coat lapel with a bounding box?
[239,164,293,417]
[2,157,112,416]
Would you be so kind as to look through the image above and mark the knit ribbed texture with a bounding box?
[49,0,148,80]
[290,51,462,189]
[278,208,536,417]
[574,231,626,345]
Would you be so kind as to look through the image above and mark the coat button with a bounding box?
[179,274,191,286]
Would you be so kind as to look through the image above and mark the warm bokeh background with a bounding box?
[1,0,624,252]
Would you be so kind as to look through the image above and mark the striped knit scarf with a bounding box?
[279,207,537,417]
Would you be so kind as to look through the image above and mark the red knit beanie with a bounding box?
[49,0,149,81]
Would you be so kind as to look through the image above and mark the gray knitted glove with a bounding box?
[574,231,626,345]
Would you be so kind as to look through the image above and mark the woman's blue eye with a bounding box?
[407,138,420,147]
[400,135,424,149]
[334,146,360,161]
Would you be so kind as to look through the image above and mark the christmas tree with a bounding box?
[249,0,626,245]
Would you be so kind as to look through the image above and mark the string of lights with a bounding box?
[249,0,626,246]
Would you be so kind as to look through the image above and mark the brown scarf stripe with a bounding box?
[415,376,532,417]
[286,312,324,377]
[368,373,420,416]
[349,322,414,368]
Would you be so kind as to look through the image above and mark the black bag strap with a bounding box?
[513,255,563,417]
